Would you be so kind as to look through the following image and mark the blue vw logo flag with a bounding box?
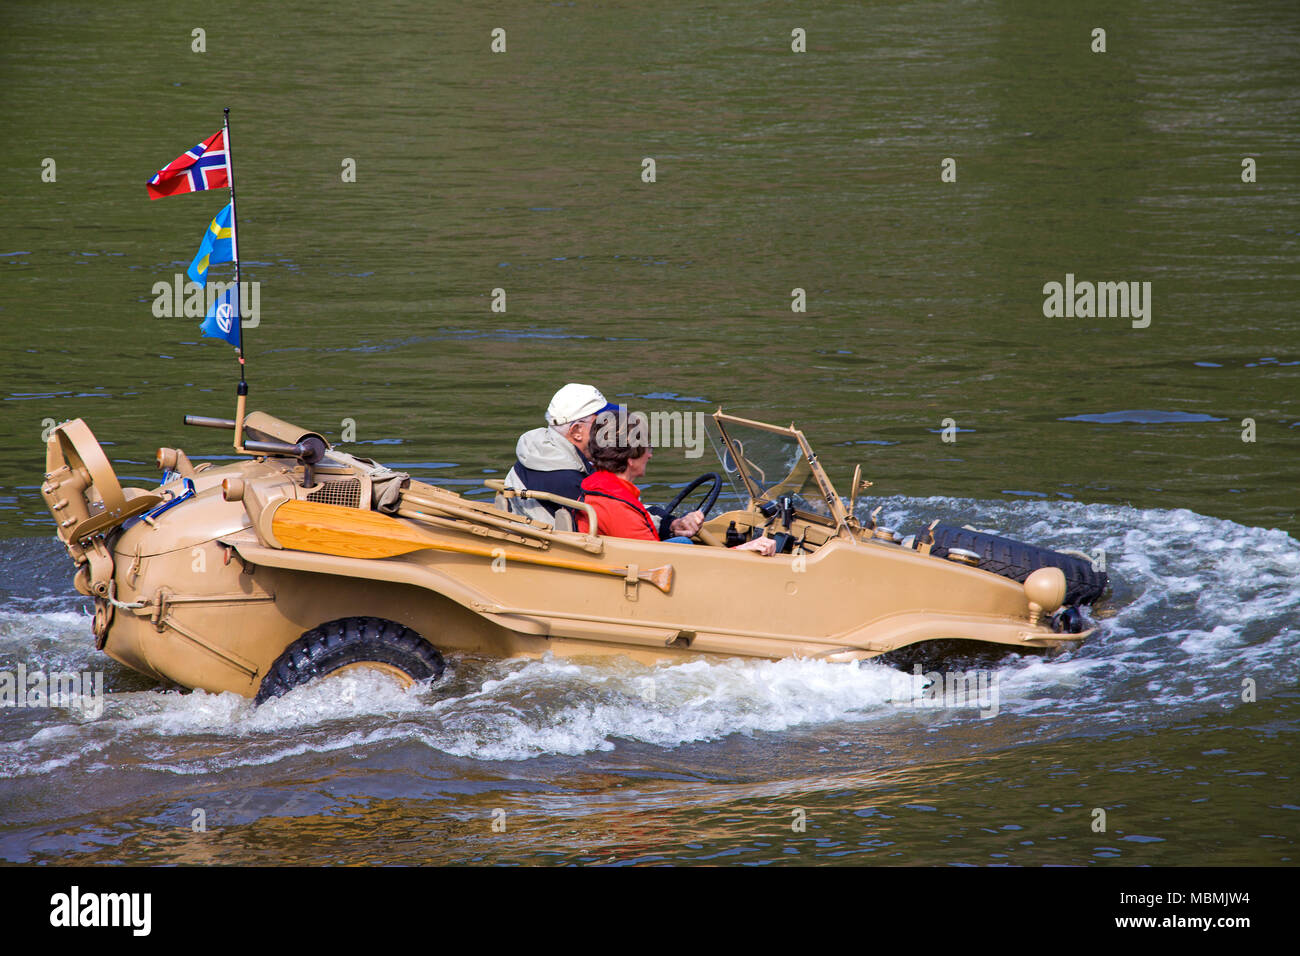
[200,285,241,346]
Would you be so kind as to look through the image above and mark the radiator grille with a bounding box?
[305,477,362,509]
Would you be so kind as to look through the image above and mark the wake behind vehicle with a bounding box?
[39,408,1108,701]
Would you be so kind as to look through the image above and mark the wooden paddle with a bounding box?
[271,499,674,593]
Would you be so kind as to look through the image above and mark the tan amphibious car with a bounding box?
[41,410,1107,701]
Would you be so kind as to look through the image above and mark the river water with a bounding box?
[1,1,1296,865]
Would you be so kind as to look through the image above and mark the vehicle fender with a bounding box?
[219,535,536,633]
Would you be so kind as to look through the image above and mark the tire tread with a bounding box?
[255,615,444,704]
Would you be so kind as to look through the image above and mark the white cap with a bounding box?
[546,383,616,425]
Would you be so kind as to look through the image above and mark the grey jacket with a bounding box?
[501,427,591,529]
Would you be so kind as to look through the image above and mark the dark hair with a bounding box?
[590,410,649,473]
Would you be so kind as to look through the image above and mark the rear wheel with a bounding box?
[255,616,444,704]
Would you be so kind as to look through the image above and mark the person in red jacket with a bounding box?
[576,411,776,554]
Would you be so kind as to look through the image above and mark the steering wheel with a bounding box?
[660,473,724,547]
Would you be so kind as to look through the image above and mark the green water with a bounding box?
[0,0,1296,867]
[2,0,1297,534]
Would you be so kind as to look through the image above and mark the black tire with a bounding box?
[922,523,1108,607]
[255,616,444,704]
[873,638,1047,673]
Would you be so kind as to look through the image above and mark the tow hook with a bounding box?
[89,580,153,649]
[1051,606,1086,634]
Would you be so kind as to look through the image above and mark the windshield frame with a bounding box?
[711,411,854,537]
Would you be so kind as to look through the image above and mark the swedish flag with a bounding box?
[187,203,234,285]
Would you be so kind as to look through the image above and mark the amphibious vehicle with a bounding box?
[41,410,1107,701]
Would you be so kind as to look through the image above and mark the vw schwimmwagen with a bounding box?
[41,410,1106,700]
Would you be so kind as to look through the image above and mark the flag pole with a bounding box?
[223,106,249,452]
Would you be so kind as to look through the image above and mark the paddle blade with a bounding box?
[645,565,674,593]
[272,499,433,559]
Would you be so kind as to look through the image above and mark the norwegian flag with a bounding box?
[146,130,229,200]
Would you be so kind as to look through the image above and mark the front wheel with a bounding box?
[255,616,445,704]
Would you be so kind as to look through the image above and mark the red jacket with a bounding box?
[576,471,661,540]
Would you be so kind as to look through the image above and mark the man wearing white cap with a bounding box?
[502,383,618,529]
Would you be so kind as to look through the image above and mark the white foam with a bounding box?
[117,668,428,734]
[414,654,912,760]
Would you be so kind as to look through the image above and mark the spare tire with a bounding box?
[920,523,1108,607]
